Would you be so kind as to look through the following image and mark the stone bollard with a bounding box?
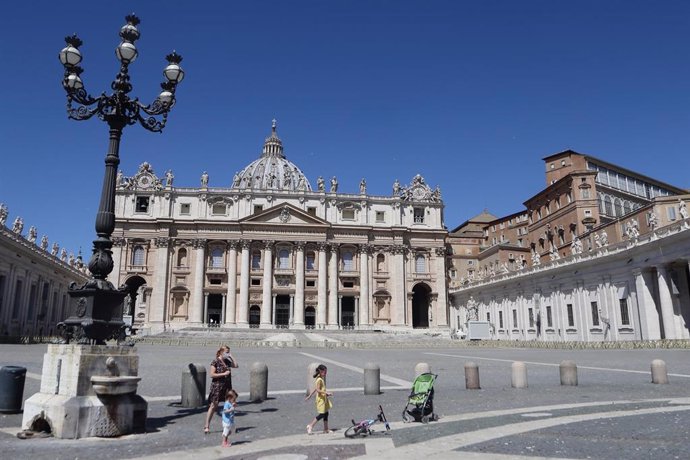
[307,362,319,396]
[250,362,268,402]
[511,361,528,389]
[651,359,669,384]
[464,362,480,389]
[559,360,578,386]
[415,362,431,378]
[181,363,206,408]
[364,363,381,395]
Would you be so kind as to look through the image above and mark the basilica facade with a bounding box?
[112,122,448,334]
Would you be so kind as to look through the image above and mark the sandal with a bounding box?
[204,427,210,434]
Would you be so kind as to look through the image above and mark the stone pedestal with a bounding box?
[22,344,147,439]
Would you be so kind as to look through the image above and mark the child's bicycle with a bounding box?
[344,405,391,438]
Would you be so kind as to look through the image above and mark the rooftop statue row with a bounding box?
[0,203,88,273]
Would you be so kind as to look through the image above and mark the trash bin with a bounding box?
[0,366,27,413]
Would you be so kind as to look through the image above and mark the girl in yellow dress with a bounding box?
[305,364,333,434]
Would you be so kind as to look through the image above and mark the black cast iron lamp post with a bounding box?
[57,14,184,344]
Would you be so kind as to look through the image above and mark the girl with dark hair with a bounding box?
[305,364,333,434]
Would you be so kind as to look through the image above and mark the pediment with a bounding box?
[240,203,330,227]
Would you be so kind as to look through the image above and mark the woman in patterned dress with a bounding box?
[204,345,238,433]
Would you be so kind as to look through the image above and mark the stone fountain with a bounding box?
[22,344,147,438]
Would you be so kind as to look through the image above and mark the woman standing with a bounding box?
[204,345,238,433]
[305,364,333,434]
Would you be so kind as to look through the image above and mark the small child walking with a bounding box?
[305,364,333,434]
[221,389,238,447]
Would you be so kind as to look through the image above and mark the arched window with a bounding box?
[415,254,426,273]
[376,254,385,272]
[614,198,623,217]
[306,251,315,270]
[604,196,613,216]
[251,251,261,270]
[278,249,289,269]
[176,248,188,267]
[342,251,354,271]
[210,248,224,268]
[132,245,145,266]
[623,201,632,215]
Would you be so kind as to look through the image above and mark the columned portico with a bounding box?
[261,241,273,327]
[237,240,251,325]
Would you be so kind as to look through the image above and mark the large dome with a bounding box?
[231,120,312,192]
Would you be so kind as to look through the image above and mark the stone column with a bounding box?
[221,294,226,324]
[148,237,171,326]
[225,240,238,324]
[359,245,370,326]
[289,294,295,326]
[203,293,209,325]
[317,243,328,328]
[675,263,690,339]
[390,246,407,326]
[656,265,677,339]
[271,294,277,325]
[337,295,343,327]
[111,237,125,288]
[354,296,360,327]
[328,244,339,328]
[434,246,448,327]
[261,241,273,327]
[191,239,206,325]
[633,269,661,340]
[238,240,251,325]
[294,242,305,327]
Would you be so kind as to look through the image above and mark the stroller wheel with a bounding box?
[402,410,413,423]
[421,415,430,424]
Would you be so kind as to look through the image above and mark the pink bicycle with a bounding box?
[344,405,391,438]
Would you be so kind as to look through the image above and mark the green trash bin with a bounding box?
[0,366,27,413]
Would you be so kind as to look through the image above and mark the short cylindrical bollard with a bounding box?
[364,363,381,395]
[651,359,669,384]
[415,362,431,378]
[511,361,528,389]
[465,361,480,389]
[0,366,27,413]
[250,362,268,402]
[307,362,319,396]
[560,360,578,386]
[181,363,207,408]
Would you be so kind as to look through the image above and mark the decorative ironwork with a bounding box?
[57,15,183,344]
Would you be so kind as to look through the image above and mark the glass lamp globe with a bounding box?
[116,42,138,63]
[59,45,82,67]
[158,90,174,106]
[163,63,184,83]
[65,74,84,90]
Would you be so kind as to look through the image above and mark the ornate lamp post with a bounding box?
[57,14,184,343]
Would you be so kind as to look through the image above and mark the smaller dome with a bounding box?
[232,120,312,192]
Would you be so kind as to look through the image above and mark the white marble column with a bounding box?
[434,247,448,327]
[238,240,251,325]
[289,294,295,326]
[633,269,661,340]
[294,242,305,327]
[191,239,206,325]
[221,294,226,324]
[203,293,209,325]
[675,263,690,339]
[225,240,238,324]
[359,245,370,327]
[656,265,677,339]
[111,237,125,288]
[355,296,360,327]
[390,247,407,326]
[271,294,277,325]
[317,243,328,328]
[261,241,273,327]
[148,238,171,326]
[328,244,339,328]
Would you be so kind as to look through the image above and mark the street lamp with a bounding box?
[57,14,184,344]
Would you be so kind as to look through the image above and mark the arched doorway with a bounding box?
[249,305,260,328]
[124,275,147,326]
[305,306,316,328]
[275,295,290,328]
[412,283,431,328]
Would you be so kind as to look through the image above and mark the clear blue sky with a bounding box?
[1,1,688,258]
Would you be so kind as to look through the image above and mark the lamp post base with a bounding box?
[58,283,128,344]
